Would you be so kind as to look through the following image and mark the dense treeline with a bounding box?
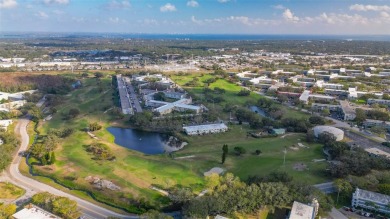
[0,73,74,93]
[0,129,20,172]
[309,131,390,178]
[181,172,332,218]
[2,37,390,62]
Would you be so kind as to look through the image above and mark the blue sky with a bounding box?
[1,0,390,34]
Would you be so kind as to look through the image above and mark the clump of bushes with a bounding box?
[86,143,115,161]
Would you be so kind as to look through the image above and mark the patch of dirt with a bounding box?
[289,146,300,151]
[293,163,308,171]
[85,176,121,191]
[204,167,225,176]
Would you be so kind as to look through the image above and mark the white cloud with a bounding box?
[187,0,198,7]
[35,11,49,19]
[53,9,64,15]
[43,0,69,5]
[107,17,126,24]
[139,18,158,25]
[217,0,230,3]
[160,3,176,12]
[0,0,17,9]
[380,11,390,18]
[350,4,390,12]
[191,15,276,26]
[106,0,131,9]
[283,9,299,22]
[272,4,285,10]
[191,16,202,24]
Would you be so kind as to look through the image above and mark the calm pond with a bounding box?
[107,127,166,155]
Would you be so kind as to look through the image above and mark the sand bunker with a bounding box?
[204,167,225,176]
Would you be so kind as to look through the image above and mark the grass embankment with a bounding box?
[0,182,25,199]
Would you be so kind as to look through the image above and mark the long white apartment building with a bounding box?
[367,98,390,106]
[299,90,335,104]
[352,188,390,214]
[363,119,390,131]
[183,123,228,135]
[315,80,344,90]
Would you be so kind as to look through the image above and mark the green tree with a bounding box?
[309,115,326,125]
[234,146,246,156]
[88,122,102,132]
[50,152,56,164]
[51,197,80,219]
[0,203,17,219]
[334,178,352,205]
[67,108,80,119]
[222,144,228,164]
[94,72,104,78]
[81,72,89,78]
[168,187,194,205]
[355,108,367,125]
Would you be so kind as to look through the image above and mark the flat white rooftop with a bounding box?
[13,205,61,219]
[289,201,315,219]
[183,123,227,132]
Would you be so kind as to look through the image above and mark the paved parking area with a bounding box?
[117,75,133,114]
[125,82,143,113]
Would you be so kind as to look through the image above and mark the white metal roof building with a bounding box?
[289,201,315,219]
[12,204,61,219]
[183,123,228,135]
[313,125,344,141]
[352,188,390,214]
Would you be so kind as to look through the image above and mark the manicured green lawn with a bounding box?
[175,125,328,184]
[33,73,327,213]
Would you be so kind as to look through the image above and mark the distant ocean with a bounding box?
[1,32,390,41]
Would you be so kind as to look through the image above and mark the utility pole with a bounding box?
[283,147,287,167]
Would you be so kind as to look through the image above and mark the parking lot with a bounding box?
[125,81,143,113]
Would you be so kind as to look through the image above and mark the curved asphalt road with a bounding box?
[6,118,138,219]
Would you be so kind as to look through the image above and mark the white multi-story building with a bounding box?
[363,119,390,131]
[367,98,390,106]
[352,188,390,214]
[183,123,228,135]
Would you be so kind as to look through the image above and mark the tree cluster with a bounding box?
[0,130,20,172]
[32,192,81,219]
[29,133,59,165]
[237,89,250,96]
[88,122,102,132]
[183,173,332,218]
[0,203,16,219]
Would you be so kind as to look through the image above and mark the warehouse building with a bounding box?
[183,123,228,135]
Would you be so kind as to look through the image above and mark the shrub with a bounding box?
[234,146,246,156]
[86,143,115,160]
